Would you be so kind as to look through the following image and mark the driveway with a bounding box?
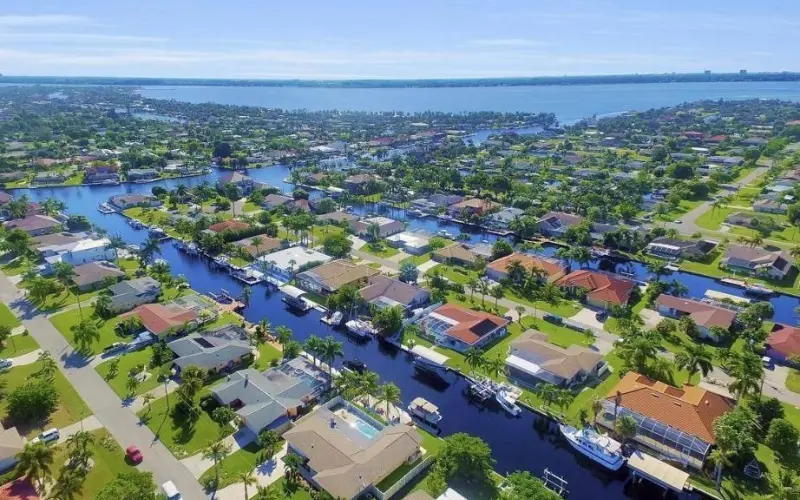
[55,416,103,445]
[7,348,43,366]
[569,308,605,332]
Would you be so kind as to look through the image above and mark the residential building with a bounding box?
[126,168,159,181]
[343,174,381,193]
[645,237,717,260]
[360,275,430,310]
[217,171,255,194]
[420,303,509,352]
[753,198,790,214]
[721,245,794,279]
[351,216,405,239]
[70,262,125,291]
[428,193,463,208]
[106,276,162,313]
[0,425,23,472]
[505,330,606,387]
[206,220,250,234]
[296,259,379,295]
[29,232,88,253]
[255,247,332,282]
[316,211,359,225]
[765,324,800,363]
[32,172,66,184]
[534,212,584,237]
[84,164,120,184]
[121,295,215,338]
[432,244,480,268]
[655,294,737,341]
[386,231,430,255]
[212,356,328,435]
[4,214,60,236]
[556,270,636,309]
[108,194,161,210]
[486,252,566,283]
[448,197,501,217]
[232,235,284,258]
[284,397,424,500]
[262,193,293,209]
[167,324,253,373]
[41,237,115,271]
[597,372,734,469]
[489,207,524,229]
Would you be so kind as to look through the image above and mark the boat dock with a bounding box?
[626,450,691,494]
[541,468,569,496]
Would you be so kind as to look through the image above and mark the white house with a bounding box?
[255,246,332,282]
[41,237,115,271]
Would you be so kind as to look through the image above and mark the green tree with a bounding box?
[283,453,305,485]
[428,433,497,495]
[322,232,352,258]
[105,234,127,267]
[15,442,55,489]
[71,319,101,352]
[614,414,638,445]
[303,335,324,365]
[378,382,401,418]
[320,336,343,386]
[239,470,257,500]
[464,347,485,373]
[177,365,206,403]
[52,261,83,319]
[212,406,238,433]
[767,468,800,500]
[275,325,293,346]
[372,306,404,336]
[50,468,84,500]
[399,261,419,283]
[501,470,561,500]
[257,429,281,459]
[203,440,232,490]
[7,380,59,422]
[727,350,764,402]
[674,344,713,383]
[765,418,799,457]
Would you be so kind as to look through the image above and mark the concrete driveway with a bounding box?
[569,308,605,331]
[7,348,43,367]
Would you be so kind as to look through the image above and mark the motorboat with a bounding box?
[128,219,144,229]
[329,311,343,326]
[495,386,522,416]
[558,424,625,471]
[468,378,493,402]
[437,229,454,239]
[408,397,443,427]
[343,359,367,373]
[745,282,774,296]
[148,227,166,238]
[410,345,448,376]
[345,319,375,338]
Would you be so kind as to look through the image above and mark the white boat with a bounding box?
[408,397,443,426]
[559,424,625,471]
[745,283,774,296]
[437,230,454,239]
[329,311,343,326]
[345,319,375,338]
[495,387,522,416]
[149,227,166,238]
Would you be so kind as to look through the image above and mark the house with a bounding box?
[490,207,525,229]
[296,260,379,295]
[0,425,23,472]
[4,214,60,236]
[206,220,251,234]
[108,194,161,210]
[724,211,757,227]
[753,198,790,214]
[167,324,253,373]
[343,174,380,193]
[232,235,284,258]
[597,372,734,469]
[645,237,717,260]
[288,199,313,213]
[305,172,329,185]
[0,478,38,500]
[212,356,328,435]
[256,247,332,282]
[428,193,464,208]
[386,231,430,255]
[217,171,255,194]
[350,216,405,239]
[121,295,214,338]
[505,330,606,387]
[70,262,125,291]
[106,276,162,313]
[32,172,66,184]
[655,294,737,341]
[262,193,293,209]
[556,270,636,309]
[41,237,115,271]
[126,168,159,181]
[29,232,88,253]
[284,397,424,500]
[486,252,566,283]
[420,303,509,352]
[721,245,794,279]
[765,324,800,363]
[84,164,120,184]
[360,275,430,310]
[534,212,584,237]
[448,197,501,217]
[316,211,359,225]
[432,244,480,268]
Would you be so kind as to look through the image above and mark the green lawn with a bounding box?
[242,201,261,213]
[95,347,172,398]
[0,333,38,358]
[0,257,29,276]
[253,477,312,500]
[202,311,243,331]
[654,198,706,222]
[230,256,250,268]
[0,302,20,327]
[123,207,182,239]
[786,368,800,394]
[199,439,284,489]
[254,343,282,370]
[696,205,800,244]
[50,309,129,355]
[22,283,102,312]
[0,361,90,437]
[361,242,400,258]
[401,251,433,266]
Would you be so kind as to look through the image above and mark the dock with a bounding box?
[541,468,569,496]
[626,450,691,494]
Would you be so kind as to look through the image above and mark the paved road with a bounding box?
[0,272,207,500]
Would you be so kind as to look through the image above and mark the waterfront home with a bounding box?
[305,172,329,185]
[232,235,284,258]
[296,259,379,296]
[121,295,214,338]
[432,243,480,268]
[212,356,328,435]
[351,216,405,239]
[41,237,115,271]
[84,164,120,184]
[106,276,162,313]
[386,231,430,255]
[556,270,636,309]
[343,173,381,193]
[598,372,734,469]
[217,171,255,195]
[447,197,501,217]
[654,294,737,341]
[262,193,293,209]
[765,324,800,363]
[29,232,88,253]
[0,425,24,472]
[721,245,794,279]
[505,330,606,387]
[4,214,61,236]
[32,171,67,184]
[486,252,566,283]
[70,262,125,291]
[255,247,332,282]
[645,237,717,261]
[283,397,424,500]
[126,168,159,181]
[108,193,161,210]
[534,211,584,238]
[206,219,251,234]
[428,193,464,208]
[360,275,430,311]
[724,211,758,227]
[167,324,252,373]
[316,211,359,225]
[489,207,524,229]
[419,303,508,353]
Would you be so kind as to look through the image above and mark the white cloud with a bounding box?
[0,33,167,44]
[0,14,90,27]
[467,38,549,47]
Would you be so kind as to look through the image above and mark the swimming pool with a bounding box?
[332,404,382,440]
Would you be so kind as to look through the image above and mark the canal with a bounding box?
[8,170,787,499]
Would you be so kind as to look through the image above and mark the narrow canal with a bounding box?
[10,169,788,499]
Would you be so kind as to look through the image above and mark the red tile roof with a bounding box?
[556,270,635,306]
[208,220,250,233]
[0,478,39,500]
[431,303,508,345]
[121,304,197,335]
[767,324,800,358]
[488,252,566,282]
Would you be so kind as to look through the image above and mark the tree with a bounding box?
[282,340,302,360]
[126,372,141,395]
[94,293,112,318]
[484,355,506,378]
[464,347,485,373]
[466,276,479,302]
[50,468,84,500]
[138,237,162,267]
[177,365,206,403]
[709,446,734,491]
[591,396,603,427]
[714,405,758,465]
[275,325,293,346]
[203,440,232,489]
[283,453,305,485]
[322,232,352,258]
[767,468,800,500]
[534,383,560,408]
[614,414,637,445]
[320,336,343,385]
[399,261,419,283]
[27,276,60,304]
[212,406,237,433]
[238,470,257,500]
[71,319,100,352]
[428,433,496,495]
[501,470,561,500]
[674,344,713,383]
[491,240,513,260]
[257,429,281,459]
[303,335,324,365]
[372,306,404,336]
[105,235,127,267]
[106,358,120,379]
[15,442,55,489]
[727,350,764,402]
[489,285,505,310]
[766,418,799,457]
[142,393,155,412]
[52,262,83,320]
[7,380,59,423]
[378,382,401,418]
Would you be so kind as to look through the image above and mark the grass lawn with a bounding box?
[230,256,250,268]
[95,347,171,398]
[253,477,312,500]
[242,201,261,213]
[123,207,182,239]
[401,251,433,266]
[696,206,800,244]
[21,282,102,313]
[254,343,282,370]
[0,302,20,328]
[0,361,90,437]
[654,198,706,222]
[679,251,800,296]
[0,257,29,276]
[199,439,285,489]
[604,294,646,334]
[137,389,234,457]
[50,309,129,355]
[0,333,38,358]
[444,292,508,316]
[64,173,84,185]
[786,368,800,394]
[361,242,400,258]
[200,311,242,331]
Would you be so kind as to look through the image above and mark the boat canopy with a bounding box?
[410,345,449,366]
[279,284,307,299]
[505,354,543,375]
[411,397,439,414]
[627,450,690,492]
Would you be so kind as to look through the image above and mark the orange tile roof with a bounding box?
[655,294,736,329]
[208,220,250,233]
[607,372,734,443]
[767,324,800,358]
[121,303,198,335]
[0,478,39,500]
[488,252,566,282]
[432,303,508,345]
[556,270,635,305]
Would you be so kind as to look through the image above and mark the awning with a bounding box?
[411,345,449,366]
[505,354,543,375]
[279,285,306,299]
[627,450,690,492]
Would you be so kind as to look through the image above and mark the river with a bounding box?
[140,82,800,122]
[8,172,798,499]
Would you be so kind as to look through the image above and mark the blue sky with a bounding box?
[2,1,797,79]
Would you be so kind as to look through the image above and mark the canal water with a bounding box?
[7,174,793,499]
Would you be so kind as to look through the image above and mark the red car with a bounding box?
[126,445,143,464]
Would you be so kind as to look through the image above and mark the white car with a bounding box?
[0,359,12,370]
[31,428,60,445]
[162,481,182,500]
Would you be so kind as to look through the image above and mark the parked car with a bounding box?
[162,481,182,500]
[0,359,12,370]
[103,342,128,354]
[126,445,143,464]
[31,428,60,445]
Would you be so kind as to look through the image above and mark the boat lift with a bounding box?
[541,468,569,497]
[626,450,691,496]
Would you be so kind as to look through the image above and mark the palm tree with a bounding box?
[464,347,485,373]
[478,280,489,307]
[484,355,505,378]
[320,336,343,385]
[105,235,127,267]
[515,305,525,324]
[303,335,324,365]
[489,285,505,311]
[614,414,637,446]
[52,262,83,319]
[49,468,84,500]
[257,429,281,459]
[767,468,800,500]
[283,453,305,485]
[275,326,292,346]
[142,393,156,412]
[238,470,257,500]
[250,236,263,258]
[378,382,401,419]
[675,344,713,384]
[591,396,603,427]
[15,442,55,490]
[138,237,162,267]
[357,370,380,400]
[466,276,478,303]
[728,350,764,402]
[203,440,232,489]
[534,383,559,409]
[70,319,100,353]
[241,286,252,306]
[709,445,733,490]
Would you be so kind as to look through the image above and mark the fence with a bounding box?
[375,454,436,500]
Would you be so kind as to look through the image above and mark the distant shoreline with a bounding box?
[3,72,800,89]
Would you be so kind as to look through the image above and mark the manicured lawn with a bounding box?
[402,251,434,267]
[199,439,284,489]
[653,198,705,222]
[254,477,312,500]
[361,242,400,258]
[242,201,261,213]
[0,257,29,276]
[786,368,800,394]
[230,256,250,268]
[64,173,84,185]
[95,347,171,398]
[203,311,244,331]
[0,361,90,437]
[123,207,182,239]
[50,309,129,355]
[696,205,800,244]
[0,333,38,358]
[0,302,20,328]
[254,342,282,370]
[377,457,423,492]
[444,291,508,316]
[21,282,102,312]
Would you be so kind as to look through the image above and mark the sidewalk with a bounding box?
[211,443,288,500]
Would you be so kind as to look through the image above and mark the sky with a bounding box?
[1,1,798,79]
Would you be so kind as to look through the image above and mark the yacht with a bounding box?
[345,319,375,338]
[558,424,625,471]
[495,386,522,416]
[408,397,443,427]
